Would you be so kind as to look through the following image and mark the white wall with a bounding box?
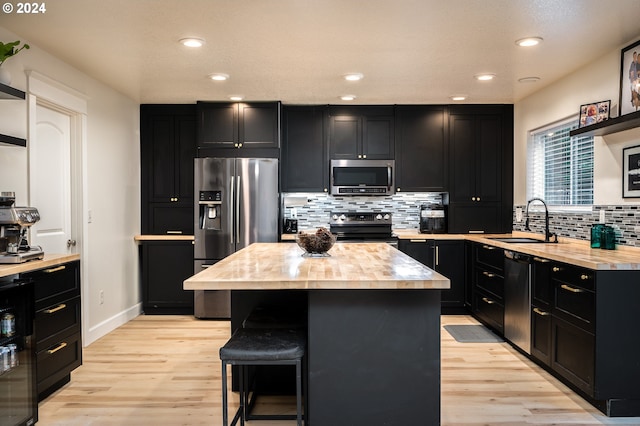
[0,26,141,345]
[514,42,640,206]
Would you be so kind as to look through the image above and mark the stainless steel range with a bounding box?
[329,211,397,246]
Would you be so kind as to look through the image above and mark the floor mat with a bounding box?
[443,324,503,343]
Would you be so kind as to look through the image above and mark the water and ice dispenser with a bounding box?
[198,191,222,230]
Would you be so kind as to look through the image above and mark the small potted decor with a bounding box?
[0,41,30,85]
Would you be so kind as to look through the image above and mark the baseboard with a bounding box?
[84,303,142,346]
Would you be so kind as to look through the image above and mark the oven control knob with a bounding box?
[339,214,346,221]
[332,214,339,220]
[383,214,390,220]
[376,214,383,220]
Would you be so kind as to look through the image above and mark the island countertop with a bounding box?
[184,242,450,290]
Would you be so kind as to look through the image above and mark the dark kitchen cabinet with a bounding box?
[328,106,394,160]
[448,105,513,233]
[398,238,465,309]
[281,106,328,192]
[530,256,552,366]
[470,243,504,333]
[196,101,280,157]
[394,106,447,192]
[23,260,82,401]
[140,104,196,235]
[140,240,194,314]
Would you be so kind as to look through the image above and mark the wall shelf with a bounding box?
[570,110,640,138]
[0,82,27,147]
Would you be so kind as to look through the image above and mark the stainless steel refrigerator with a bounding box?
[193,157,279,318]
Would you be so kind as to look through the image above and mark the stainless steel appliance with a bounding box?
[330,159,395,196]
[504,250,532,354]
[329,211,397,246]
[419,203,447,234]
[0,193,44,264]
[0,276,37,426]
[194,158,279,318]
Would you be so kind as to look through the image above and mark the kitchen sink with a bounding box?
[488,237,553,244]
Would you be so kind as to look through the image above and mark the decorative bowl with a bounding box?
[295,228,336,257]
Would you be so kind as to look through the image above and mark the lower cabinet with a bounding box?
[141,240,194,314]
[398,238,465,309]
[471,243,504,333]
[24,260,82,401]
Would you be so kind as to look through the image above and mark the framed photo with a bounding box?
[623,145,640,198]
[619,39,640,116]
[579,100,610,128]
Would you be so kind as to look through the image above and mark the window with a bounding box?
[527,118,594,207]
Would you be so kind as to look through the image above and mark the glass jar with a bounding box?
[1,312,15,337]
[590,224,604,248]
[602,226,616,250]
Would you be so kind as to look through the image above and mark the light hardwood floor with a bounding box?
[37,314,640,425]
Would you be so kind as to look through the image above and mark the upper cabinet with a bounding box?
[0,82,27,147]
[394,106,447,192]
[281,106,328,193]
[328,106,394,160]
[197,101,280,157]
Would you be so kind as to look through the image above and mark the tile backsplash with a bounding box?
[282,192,445,230]
[512,205,640,247]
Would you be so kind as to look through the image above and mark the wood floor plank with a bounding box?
[36,314,640,425]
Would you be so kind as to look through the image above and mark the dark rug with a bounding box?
[443,324,503,343]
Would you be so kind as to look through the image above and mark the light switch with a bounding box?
[599,209,606,223]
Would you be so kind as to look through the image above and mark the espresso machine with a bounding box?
[0,192,45,263]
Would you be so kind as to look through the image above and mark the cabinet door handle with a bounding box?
[580,274,590,280]
[47,342,68,355]
[560,284,584,293]
[435,245,439,266]
[533,257,550,263]
[166,230,183,234]
[481,297,495,305]
[469,230,485,234]
[533,307,550,316]
[43,265,66,274]
[409,239,427,243]
[44,303,67,314]
[481,245,496,250]
[482,271,495,278]
[552,267,561,272]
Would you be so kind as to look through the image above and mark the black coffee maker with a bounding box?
[419,203,447,234]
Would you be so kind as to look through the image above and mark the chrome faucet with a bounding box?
[524,197,557,243]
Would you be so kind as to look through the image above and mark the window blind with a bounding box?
[527,119,593,206]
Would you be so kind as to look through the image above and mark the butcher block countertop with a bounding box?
[0,253,80,278]
[184,242,450,290]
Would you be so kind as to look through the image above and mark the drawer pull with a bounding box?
[44,303,67,314]
[47,342,68,354]
[482,271,495,278]
[166,230,183,234]
[533,307,550,316]
[533,257,550,263]
[481,245,496,250]
[44,265,66,274]
[409,239,427,243]
[481,297,495,305]
[580,274,590,280]
[552,267,561,272]
[560,284,584,293]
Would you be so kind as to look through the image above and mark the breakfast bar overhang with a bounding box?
[184,242,450,426]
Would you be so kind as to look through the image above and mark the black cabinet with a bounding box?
[394,106,447,192]
[398,238,465,309]
[197,101,280,156]
[530,256,552,366]
[470,243,504,333]
[24,260,82,400]
[281,106,328,192]
[448,105,513,233]
[328,106,394,160]
[140,104,196,235]
[140,240,194,314]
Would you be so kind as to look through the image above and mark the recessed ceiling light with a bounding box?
[516,37,543,47]
[344,73,364,81]
[229,95,244,101]
[340,95,356,101]
[474,73,496,81]
[450,95,467,101]
[518,76,541,83]
[179,38,205,48]
[209,73,229,81]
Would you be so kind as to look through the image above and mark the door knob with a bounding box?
[67,239,77,247]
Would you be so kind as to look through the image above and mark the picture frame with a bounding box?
[579,100,610,128]
[623,144,640,198]
[619,39,640,116]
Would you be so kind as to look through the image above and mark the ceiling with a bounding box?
[2,0,640,105]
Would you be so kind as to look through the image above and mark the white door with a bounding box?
[29,103,74,254]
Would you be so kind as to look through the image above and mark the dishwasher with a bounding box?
[503,250,532,354]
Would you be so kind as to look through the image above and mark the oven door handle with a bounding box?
[387,164,392,191]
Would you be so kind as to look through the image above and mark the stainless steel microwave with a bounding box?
[330,159,395,195]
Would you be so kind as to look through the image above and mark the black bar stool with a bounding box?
[220,327,306,426]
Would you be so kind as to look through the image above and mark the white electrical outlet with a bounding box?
[515,207,523,222]
[99,290,104,305]
[599,209,606,223]
[291,207,297,218]
[634,226,640,234]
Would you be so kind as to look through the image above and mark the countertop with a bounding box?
[0,253,80,278]
[184,242,450,291]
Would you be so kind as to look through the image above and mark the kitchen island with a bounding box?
[184,242,450,426]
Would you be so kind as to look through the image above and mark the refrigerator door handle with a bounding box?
[230,175,235,245]
[236,174,241,245]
